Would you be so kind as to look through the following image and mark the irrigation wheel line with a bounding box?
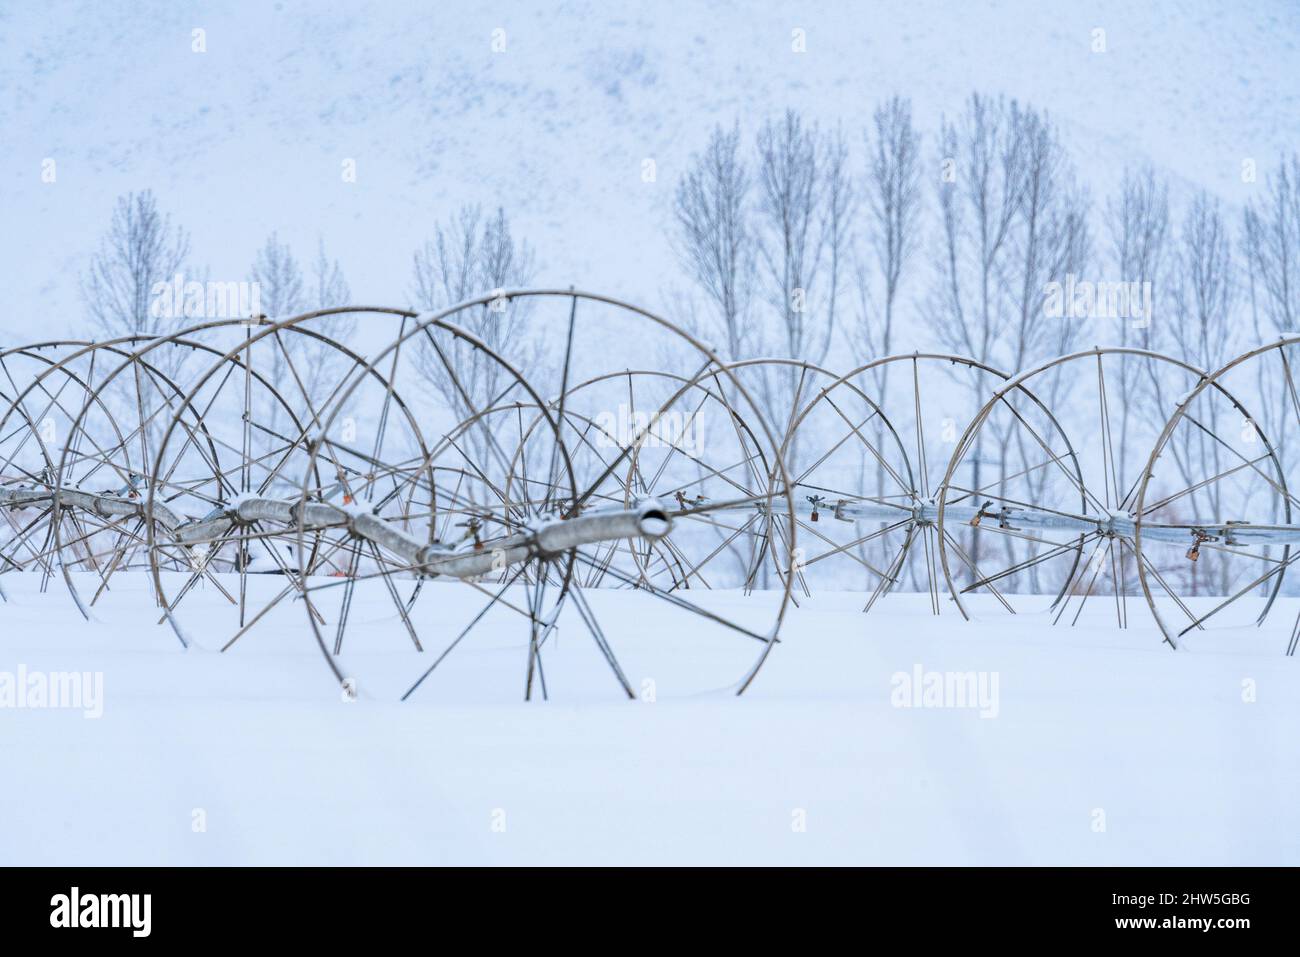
[291,290,796,701]
[934,346,1278,631]
[16,290,1294,682]
[773,353,1017,614]
[139,310,430,652]
[630,355,914,604]
[37,323,341,624]
[528,362,787,596]
[718,357,883,603]
[0,337,171,603]
[1133,336,1298,654]
[47,329,311,621]
[0,341,106,593]
[0,332,314,612]
[288,304,578,700]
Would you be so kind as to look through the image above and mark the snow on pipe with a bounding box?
[0,484,672,580]
[175,496,673,579]
[0,485,183,529]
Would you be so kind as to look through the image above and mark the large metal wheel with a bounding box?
[777,353,1016,614]
[935,347,1267,629]
[293,291,796,701]
[139,312,423,651]
[46,331,284,619]
[533,362,794,595]
[1134,337,1296,653]
[0,340,102,594]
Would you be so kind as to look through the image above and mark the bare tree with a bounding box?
[819,125,855,368]
[1161,191,1236,594]
[1008,107,1091,373]
[79,192,194,464]
[1106,166,1169,495]
[82,190,191,339]
[927,94,1026,368]
[927,97,1088,372]
[751,111,855,471]
[850,97,923,582]
[411,206,537,436]
[755,110,840,367]
[1109,167,1169,346]
[854,96,923,369]
[924,94,1089,580]
[247,234,306,437]
[310,237,352,310]
[248,235,356,439]
[1241,155,1300,575]
[1169,192,1235,376]
[673,123,758,361]
[674,112,851,393]
[1243,154,1300,334]
[298,239,357,413]
[1004,106,1090,585]
[251,233,305,318]
[924,94,1026,575]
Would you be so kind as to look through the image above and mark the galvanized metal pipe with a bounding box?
[721,493,1300,547]
[168,495,673,579]
[13,472,1295,572]
[0,486,182,529]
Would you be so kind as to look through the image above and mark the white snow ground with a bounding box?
[1,572,1296,865]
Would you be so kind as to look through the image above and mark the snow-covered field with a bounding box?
[3,0,1297,869]
[2,573,1296,865]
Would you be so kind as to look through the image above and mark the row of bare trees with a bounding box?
[668,95,1300,466]
[670,96,1299,380]
[78,119,1300,390]
[78,111,1300,472]
[82,193,352,338]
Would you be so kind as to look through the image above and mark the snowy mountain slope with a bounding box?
[2,0,1298,344]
